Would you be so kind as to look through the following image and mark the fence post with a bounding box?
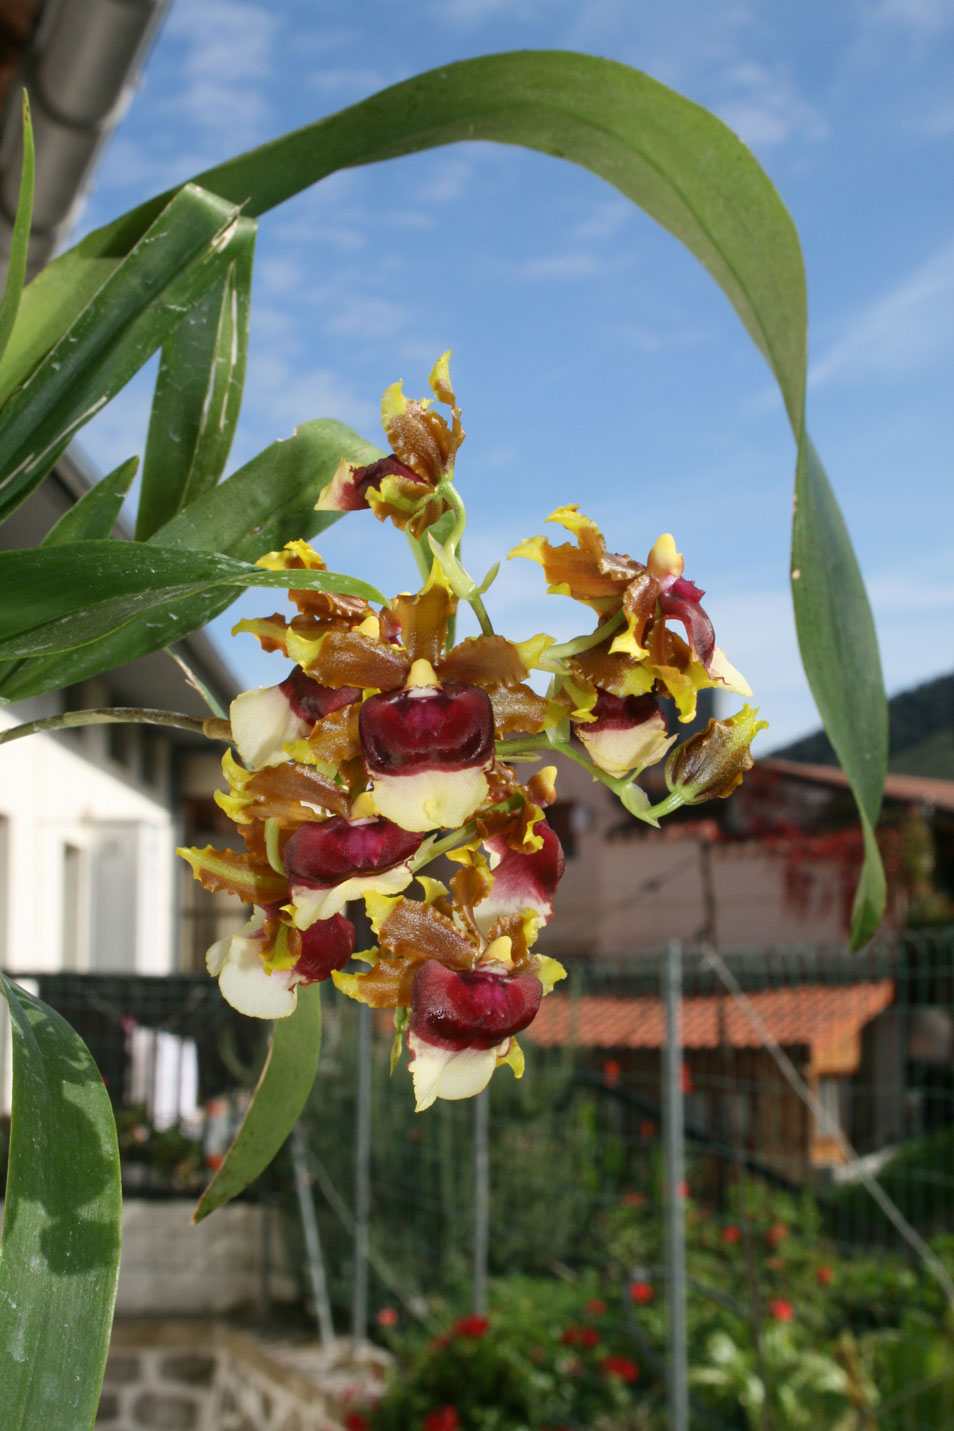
[290,1125,335,1345]
[663,938,689,1431]
[473,1086,489,1315]
[353,1000,373,1342]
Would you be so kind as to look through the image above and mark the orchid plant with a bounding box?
[0,50,887,1431]
[179,354,765,1111]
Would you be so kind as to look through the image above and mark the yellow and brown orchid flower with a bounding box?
[317,352,465,537]
[333,847,566,1109]
[511,505,751,728]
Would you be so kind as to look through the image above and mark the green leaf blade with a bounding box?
[0,419,383,702]
[0,975,121,1430]
[193,983,322,1222]
[0,540,385,660]
[791,435,888,947]
[0,184,246,523]
[40,457,139,547]
[0,92,35,368]
[135,220,255,540]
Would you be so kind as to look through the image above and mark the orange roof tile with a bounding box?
[525,981,894,1056]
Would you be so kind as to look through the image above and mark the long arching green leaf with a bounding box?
[791,437,888,944]
[0,540,384,659]
[0,975,121,1430]
[0,93,34,368]
[135,223,255,539]
[0,51,885,939]
[0,420,383,702]
[193,983,322,1222]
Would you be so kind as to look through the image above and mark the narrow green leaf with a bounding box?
[166,648,228,719]
[152,417,383,561]
[0,93,34,367]
[791,436,888,946]
[193,983,322,1222]
[0,421,384,702]
[0,184,247,523]
[0,974,121,1430]
[41,456,139,547]
[0,540,385,659]
[135,221,255,540]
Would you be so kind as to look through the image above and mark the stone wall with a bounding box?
[117,1200,297,1317]
[99,1321,390,1431]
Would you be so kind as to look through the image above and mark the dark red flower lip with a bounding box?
[284,817,423,888]
[360,683,494,775]
[293,913,355,983]
[409,960,542,1051]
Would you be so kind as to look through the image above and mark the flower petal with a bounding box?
[476,823,565,934]
[406,1031,500,1111]
[207,916,298,1019]
[230,684,313,768]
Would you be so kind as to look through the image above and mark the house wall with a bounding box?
[537,754,852,958]
[0,711,176,976]
[0,711,179,1113]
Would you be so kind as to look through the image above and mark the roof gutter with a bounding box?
[0,0,170,279]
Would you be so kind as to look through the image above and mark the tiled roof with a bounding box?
[760,758,954,811]
[525,981,894,1055]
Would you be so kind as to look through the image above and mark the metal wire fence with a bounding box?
[2,926,952,1428]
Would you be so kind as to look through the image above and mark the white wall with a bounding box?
[0,712,176,975]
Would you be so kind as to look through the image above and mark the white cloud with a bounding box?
[714,61,828,150]
[433,0,544,26]
[321,295,411,341]
[159,1,279,152]
[810,237,954,388]
[308,66,392,100]
[515,252,603,280]
[412,158,475,205]
[870,0,954,33]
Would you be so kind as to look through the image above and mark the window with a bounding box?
[61,842,84,970]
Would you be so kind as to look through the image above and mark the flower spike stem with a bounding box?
[408,793,526,872]
[542,610,627,666]
[0,706,233,746]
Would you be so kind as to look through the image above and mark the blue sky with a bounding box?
[72,0,954,749]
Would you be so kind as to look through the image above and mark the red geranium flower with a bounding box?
[562,1324,601,1347]
[769,1299,794,1322]
[453,1313,489,1339]
[424,1407,460,1431]
[601,1354,639,1382]
[586,1298,607,1315]
[765,1222,788,1247]
[376,1306,399,1327]
[629,1281,654,1304]
[603,1058,621,1086]
[816,1264,834,1286]
[721,1225,741,1244]
[344,1414,371,1431]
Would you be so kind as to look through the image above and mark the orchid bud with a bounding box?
[664,705,768,804]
